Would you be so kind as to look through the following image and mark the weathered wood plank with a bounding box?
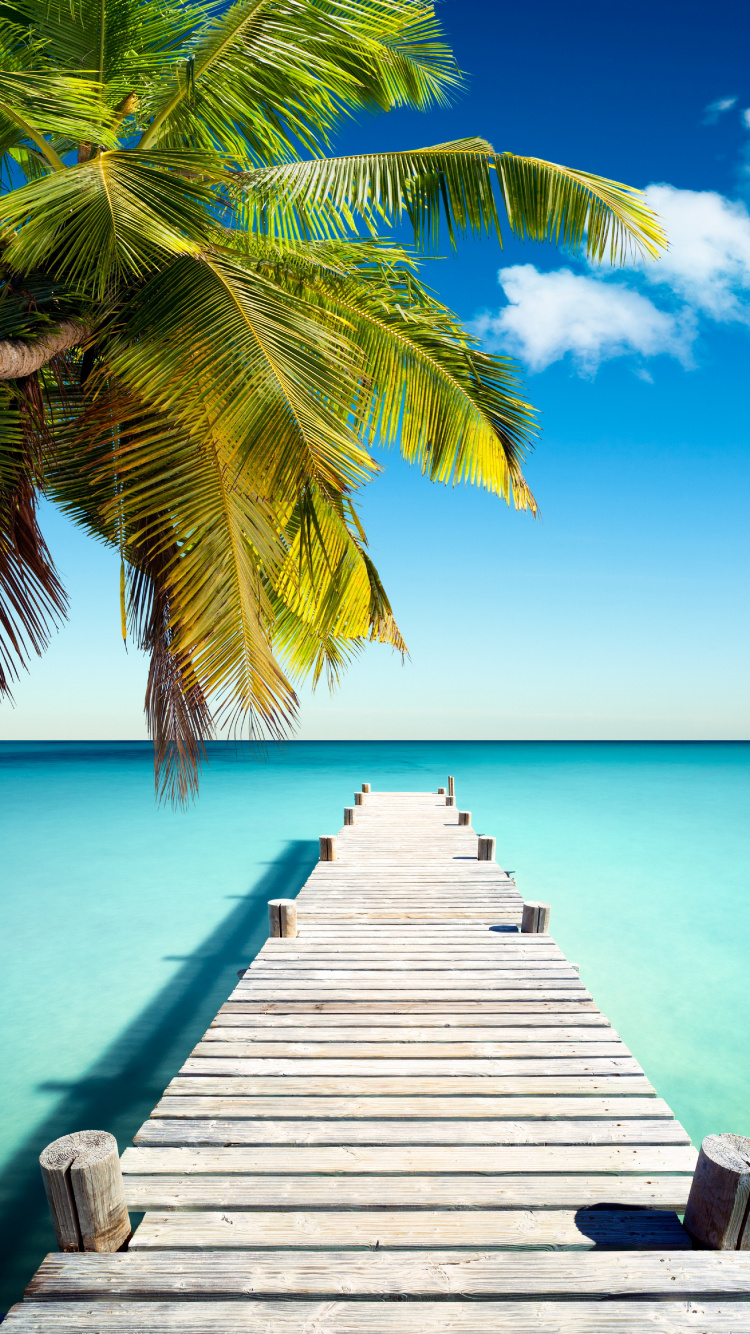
[191,1041,631,1059]
[123,1173,694,1211]
[229,991,592,1003]
[165,1075,656,1095]
[215,1011,612,1027]
[8,1303,750,1333]
[29,1250,750,1300]
[129,1207,690,1251]
[205,1025,617,1041]
[120,1144,697,1174]
[151,1095,673,1120]
[220,1001,604,1015]
[180,1057,643,1076]
[133,1118,690,1147]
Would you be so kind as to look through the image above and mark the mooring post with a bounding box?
[683,1133,750,1249]
[268,898,297,938]
[354,792,365,805]
[361,783,371,793]
[448,776,455,796]
[446,794,455,807]
[458,811,471,826]
[522,901,551,934]
[40,1131,130,1254]
[344,807,355,825]
[319,835,337,861]
[477,835,496,861]
[437,787,446,795]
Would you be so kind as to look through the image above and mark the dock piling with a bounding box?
[446,794,455,807]
[361,783,371,793]
[448,776,455,796]
[267,898,298,938]
[684,1133,750,1249]
[458,810,471,826]
[522,901,552,933]
[477,834,496,861]
[40,1130,130,1254]
[344,807,355,825]
[437,787,446,795]
[319,835,337,862]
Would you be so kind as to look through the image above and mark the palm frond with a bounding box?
[242,140,666,260]
[496,153,667,262]
[2,152,218,294]
[0,381,68,696]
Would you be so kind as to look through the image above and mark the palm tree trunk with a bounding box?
[0,321,90,378]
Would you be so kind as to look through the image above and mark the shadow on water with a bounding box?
[0,839,318,1313]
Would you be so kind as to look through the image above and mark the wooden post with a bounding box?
[684,1133,750,1249]
[448,776,455,796]
[458,810,471,826]
[40,1131,130,1254]
[268,898,297,938]
[437,787,446,795]
[319,835,337,861]
[522,901,551,934]
[354,792,365,805]
[344,807,355,825]
[445,794,455,807]
[477,835,496,861]
[361,783,371,793]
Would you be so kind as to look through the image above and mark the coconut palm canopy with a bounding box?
[0,0,666,800]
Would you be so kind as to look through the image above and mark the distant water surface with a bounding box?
[1,739,749,1307]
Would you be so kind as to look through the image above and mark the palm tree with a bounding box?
[0,0,665,800]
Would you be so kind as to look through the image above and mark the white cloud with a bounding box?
[474,184,750,375]
[641,184,750,322]
[472,265,694,374]
[703,96,736,124]
[743,108,750,129]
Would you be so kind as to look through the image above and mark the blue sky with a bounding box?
[3,0,750,740]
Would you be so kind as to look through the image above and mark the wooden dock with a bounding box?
[8,787,750,1331]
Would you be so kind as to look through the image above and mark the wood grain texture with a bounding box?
[120,1144,697,1174]
[8,1302,750,1333]
[129,1207,691,1250]
[123,1174,695,1211]
[133,1117,691,1147]
[151,1096,674,1120]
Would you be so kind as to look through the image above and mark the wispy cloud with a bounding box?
[473,185,750,376]
[703,95,737,124]
[742,108,750,130]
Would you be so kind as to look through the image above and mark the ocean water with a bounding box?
[1,739,749,1307]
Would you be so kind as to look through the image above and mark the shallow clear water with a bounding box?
[1,739,749,1308]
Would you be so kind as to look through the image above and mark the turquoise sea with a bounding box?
[1,739,749,1307]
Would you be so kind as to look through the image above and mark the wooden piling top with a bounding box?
[10,787,750,1331]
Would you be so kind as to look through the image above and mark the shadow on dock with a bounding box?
[0,839,317,1315]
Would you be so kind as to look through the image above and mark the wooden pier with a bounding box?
[8,787,750,1330]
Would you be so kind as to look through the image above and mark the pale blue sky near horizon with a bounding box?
[2,0,750,742]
